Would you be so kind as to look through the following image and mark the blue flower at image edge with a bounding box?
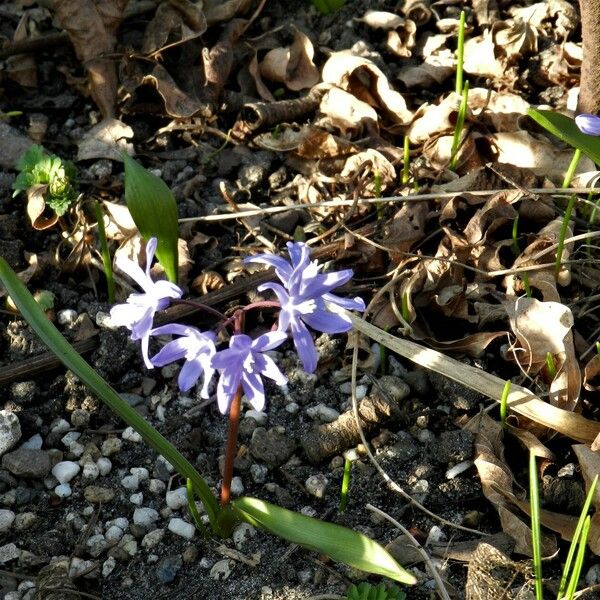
[109,238,182,368]
[575,113,600,136]
[244,242,365,373]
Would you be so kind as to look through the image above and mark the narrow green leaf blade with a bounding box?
[122,153,179,283]
[0,256,221,529]
[527,108,600,165]
[233,496,416,584]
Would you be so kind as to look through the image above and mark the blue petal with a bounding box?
[241,371,265,411]
[150,323,197,337]
[178,359,203,392]
[145,237,158,278]
[298,269,354,300]
[322,292,365,312]
[291,318,318,373]
[140,334,153,369]
[287,242,310,269]
[149,337,190,367]
[257,282,290,306]
[251,331,288,352]
[217,368,242,414]
[244,253,293,282]
[257,353,287,386]
[302,309,352,334]
[576,114,600,136]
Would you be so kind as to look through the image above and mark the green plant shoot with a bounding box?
[450,81,469,171]
[12,145,77,216]
[402,136,410,185]
[346,582,406,600]
[312,0,345,15]
[339,456,352,512]
[94,202,115,304]
[529,450,543,600]
[455,10,466,95]
[558,474,598,599]
[122,153,179,283]
[546,352,557,380]
[500,380,510,430]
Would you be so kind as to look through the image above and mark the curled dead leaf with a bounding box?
[191,271,225,295]
[340,150,396,195]
[259,28,319,92]
[318,86,379,136]
[26,184,59,230]
[584,355,600,392]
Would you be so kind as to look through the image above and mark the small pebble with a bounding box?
[119,535,138,557]
[416,429,435,443]
[69,557,95,578]
[101,438,122,457]
[82,462,100,481]
[19,434,42,450]
[305,474,328,498]
[105,526,124,545]
[97,457,112,476]
[130,467,149,481]
[57,309,78,325]
[142,528,165,550]
[0,543,20,564]
[230,476,244,497]
[84,485,115,504]
[121,475,139,491]
[50,418,70,434]
[245,410,267,426]
[102,556,116,577]
[285,402,299,414]
[445,460,473,480]
[86,534,107,557]
[250,464,268,484]
[0,510,15,533]
[210,559,232,580]
[133,507,159,528]
[0,411,21,456]
[233,523,256,549]
[149,479,166,494]
[71,409,90,428]
[156,555,182,584]
[168,518,195,540]
[306,404,339,423]
[52,461,80,484]
[122,427,142,443]
[166,487,188,511]
[54,483,72,497]
[129,493,143,506]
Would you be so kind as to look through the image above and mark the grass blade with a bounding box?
[530,450,543,600]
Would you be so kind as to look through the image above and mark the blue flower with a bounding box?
[149,324,216,397]
[109,237,182,368]
[244,242,365,373]
[211,332,287,414]
[575,113,600,136]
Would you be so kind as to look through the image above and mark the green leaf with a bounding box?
[233,497,416,585]
[122,153,179,283]
[0,256,222,533]
[527,108,600,165]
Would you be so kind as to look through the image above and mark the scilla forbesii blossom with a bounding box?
[211,332,287,413]
[575,113,600,136]
[244,242,365,373]
[149,324,216,397]
[109,237,182,368]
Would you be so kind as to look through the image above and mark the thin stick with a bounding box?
[366,503,451,600]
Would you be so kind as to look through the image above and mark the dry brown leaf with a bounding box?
[463,29,505,78]
[101,200,137,240]
[469,88,530,132]
[204,0,252,24]
[25,185,59,230]
[508,0,577,41]
[349,314,600,444]
[295,127,359,159]
[386,25,417,58]
[6,9,44,88]
[492,18,538,63]
[322,51,412,124]
[398,0,432,25]
[505,297,573,367]
[407,92,464,144]
[259,28,319,92]
[492,131,595,182]
[77,118,134,162]
[253,126,304,152]
[142,1,207,54]
[318,86,379,136]
[583,355,600,392]
[50,0,128,118]
[397,50,454,88]
[385,202,428,256]
[248,50,276,102]
[356,11,404,29]
[465,413,556,556]
[424,332,507,357]
[340,150,396,195]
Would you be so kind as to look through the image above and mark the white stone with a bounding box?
[69,557,95,578]
[69,442,85,458]
[101,437,122,456]
[148,479,166,494]
[4,592,20,600]
[107,517,129,531]
[54,483,72,497]
[105,526,124,545]
[245,410,267,426]
[121,475,139,490]
[141,528,165,549]
[210,558,231,580]
[230,476,244,497]
[129,493,143,506]
[86,534,107,557]
[0,543,20,564]
[0,510,15,533]
[168,518,195,540]
[250,464,268,483]
[306,403,339,423]
[96,457,112,476]
[166,487,188,510]
[52,461,80,484]
[61,431,81,447]
[130,467,149,481]
[133,507,159,527]
[20,434,42,450]
[58,308,78,325]
[50,418,70,434]
[305,474,328,498]
[233,523,256,549]
[0,411,21,456]
[122,427,142,443]
[82,462,99,481]
[102,556,116,577]
[285,402,299,414]
[119,535,138,556]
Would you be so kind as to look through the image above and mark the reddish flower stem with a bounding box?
[170,298,228,323]
[220,385,242,507]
